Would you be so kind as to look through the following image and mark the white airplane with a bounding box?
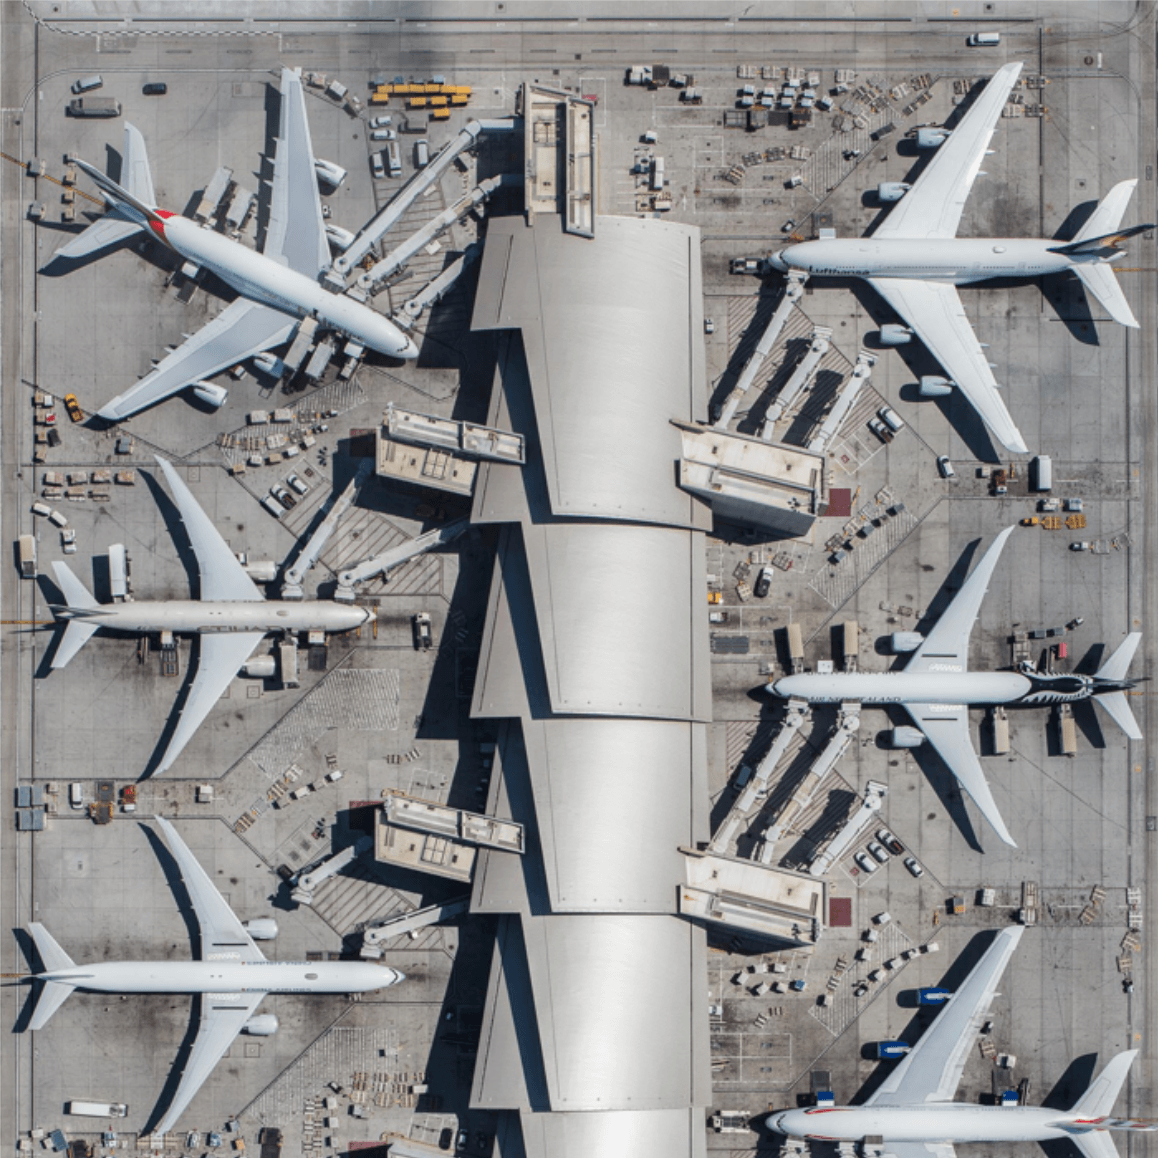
[55,67,417,422]
[47,456,373,773]
[766,62,1152,455]
[26,816,404,1137]
[769,926,1151,1158]
[768,526,1142,846]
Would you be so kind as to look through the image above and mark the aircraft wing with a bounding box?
[154,816,266,961]
[97,297,296,422]
[153,991,265,1137]
[867,277,1028,454]
[155,456,264,602]
[873,62,1023,241]
[901,704,1016,847]
[262,67,331,277]
[155,632,267,774]
[905,526,1016,674]
[866,926,1024,1106]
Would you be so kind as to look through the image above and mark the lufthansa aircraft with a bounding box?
[55,67,416,421]
[768,526,1142,846]
[769,926,1149,1158]
[26,817,404,1137]
[766,62,1151,455]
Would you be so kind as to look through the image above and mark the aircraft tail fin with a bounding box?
[54,125,157,261]
[49,562,101,670]
[26,923,78,1032]
[1069,261,1141,328]
[1097,633,1142,682]
[1070,1050,1138,1119]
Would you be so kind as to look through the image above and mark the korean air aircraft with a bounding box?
[766,62,1151,455]
[768,526,1141,846]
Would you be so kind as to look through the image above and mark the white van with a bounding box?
[71,75,104,95]
[370,150,385,180]
[967,31,1001,46]
[69,782,84,809]
[415,139,429,168]
[385,140,402,178]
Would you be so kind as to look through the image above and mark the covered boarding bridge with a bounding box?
[458,211,824,1158]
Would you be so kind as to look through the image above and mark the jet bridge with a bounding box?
[330,118,518,279]
[358,174,520,293]
[289,836,374,906]
[807,350,877,454]
[714,271,808,430]
[757,702,861,861]
[335,517,469,602]
[360,895,471,958]
[708,699,810,854]
[760,326,833,440]
[392,242,482,330]
[281,464,371,600]
[808,780,888,877]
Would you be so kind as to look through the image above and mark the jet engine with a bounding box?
[325,223,356,252]
[878,324,913,347]
[242,1014,279,1036]
[241,656,277,679]
[240,558,279,584]
[242,918,279,941]
[889,727,926,749]
[918,375,955,398]
[191,381,228,409]
[877,182,911,202]
[252,352,286,380]
[314,159,348,189]
[890,632,924,653]
[916,127,951,149]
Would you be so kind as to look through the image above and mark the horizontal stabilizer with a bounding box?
[28,922,76,973]
[1094,691,1142,742]
[1069,262,1141,328]
[53,212,143,262]
[28,980,76,1031]
[1051,222,1152,256]
[1071,1050,1138,1119]
[1097,633,1142,682]
[49,561,100,669]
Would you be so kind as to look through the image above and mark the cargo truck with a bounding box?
[68,97,121,117]
[68,1101,128,1118]
[18,534,36,578]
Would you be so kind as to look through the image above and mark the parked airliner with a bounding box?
[770,927,1150,1158]
[766,62,1151,455]
[768,526,1141,846]
[47,457,373,773]
[55,67,416,421]
[26,817,404,1137]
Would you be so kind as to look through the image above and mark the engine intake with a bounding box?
[919,375,954,399]
[242,918,279,941]
[889,726,926,749]
[191,381,228,409]
[878,324,913,347]
[242,1014,279,1037]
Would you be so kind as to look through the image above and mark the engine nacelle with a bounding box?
[877,181,911,202]
[242,1014,279,1037]
[325,223,356,252]
[889,726,926,749]
[916,127,951,149]
[878,324,913,347]
[243,917,279,941]
[242,559,279,584]
[890,631,924,653]
[241,655,277,679]
[252,352,286,380]
[314,158,348,189]
[919,375,955,399]
[191,381,228,409]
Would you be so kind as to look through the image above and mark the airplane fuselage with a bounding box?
[771,671,1032,706]
[771,1103,1105,1144]
[153,212,417,360]
[56,599,371,636]
[40,958,402,995]
[772,237,1101,283]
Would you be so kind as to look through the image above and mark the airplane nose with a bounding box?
[769,1112,788,1134]
[397,338,419,360]
[766,250,788,272]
